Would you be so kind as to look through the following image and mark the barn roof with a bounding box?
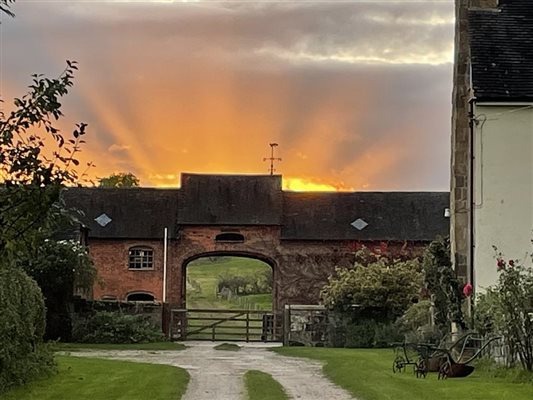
[62,174,450,242]
[177,173,282,225]
[282,191,449,241]
[469,0,533,101]
[62,187,180,239]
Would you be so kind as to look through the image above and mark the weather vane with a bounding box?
[263,143,282,175]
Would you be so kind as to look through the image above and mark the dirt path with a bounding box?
[72,342,354,400]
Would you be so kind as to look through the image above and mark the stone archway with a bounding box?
[180,250,278,312]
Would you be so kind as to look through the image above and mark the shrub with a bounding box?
[217,271,272,297]
[473,250,533,371]
[20,239,96,341]
[328,314,403,348]
[321,249,422,318]
[0,265,55,393]
[321,249,421,348]
[72,311,165,344]
[397,300,441,343]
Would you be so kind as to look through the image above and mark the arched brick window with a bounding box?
[128,247,154,270]
[127,292,155,302]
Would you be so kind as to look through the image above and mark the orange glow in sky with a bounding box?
[283,177,352,192]
[1,1,454,192]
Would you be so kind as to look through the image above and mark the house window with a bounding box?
[127,292,155,302]
[215,233,245,242]
[128,247,154,269]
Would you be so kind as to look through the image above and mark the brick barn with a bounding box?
[64,173,449,314]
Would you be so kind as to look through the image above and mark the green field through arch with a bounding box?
[184,256,274,341]
[185,256,273,310]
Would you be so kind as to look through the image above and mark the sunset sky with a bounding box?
[1,0,454,191]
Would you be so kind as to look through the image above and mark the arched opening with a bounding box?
[127,292,155,302]
[185,254,273,311]
[181,253,277,341]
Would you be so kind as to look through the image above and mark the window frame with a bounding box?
[128,246,155,270]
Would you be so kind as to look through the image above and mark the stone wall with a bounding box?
[451,0,473,283]
[451,0,500,283]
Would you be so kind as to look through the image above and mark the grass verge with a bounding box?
[1,355,189,400]
[214,343,241,351]
[244,370,288,400]
[274,347,533,400]
[52,342,186,352]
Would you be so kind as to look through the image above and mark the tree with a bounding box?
[98,172,140,188]
[1,60,90,253]
[422,237,464,333]
[1,1,95,388]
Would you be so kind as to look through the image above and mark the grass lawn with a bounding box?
[186,256,272,310]
[244,370,288,400]
[274,347,533,400]
[214,343,241,351]
[52,342,186,352]
[2,356,189,400]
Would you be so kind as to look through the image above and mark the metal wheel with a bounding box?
[438,361,450,380]
[415,359,427,379]
[393,356,405,373]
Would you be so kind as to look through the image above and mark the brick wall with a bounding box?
[87,230,428,317]
[168,225,281,308]
[89,239,170,301]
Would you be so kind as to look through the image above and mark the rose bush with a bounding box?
[474,248,533,371]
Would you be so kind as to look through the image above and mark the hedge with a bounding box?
[0,265,55,393]
[72,311,165,344]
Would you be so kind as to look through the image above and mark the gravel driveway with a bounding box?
[72,342,354,400]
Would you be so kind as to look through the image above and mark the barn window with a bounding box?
[128,247,154,269]
[127,292,155,302]
[215,233,245,242]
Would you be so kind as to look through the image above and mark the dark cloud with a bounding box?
[1,0,454,189]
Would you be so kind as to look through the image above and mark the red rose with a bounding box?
[497,258,506,270]
[463,283,473,298]
[509,260,515,267]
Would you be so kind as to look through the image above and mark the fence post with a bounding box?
[246,312,250,342]
[283,305,290,346]
[169,310,174,340]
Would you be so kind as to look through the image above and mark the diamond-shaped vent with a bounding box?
[351,218,368,231]
[95,213,112,227]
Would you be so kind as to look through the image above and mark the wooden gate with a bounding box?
[169,308,281,342]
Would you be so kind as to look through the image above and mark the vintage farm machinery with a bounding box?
[392,334,503,379]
